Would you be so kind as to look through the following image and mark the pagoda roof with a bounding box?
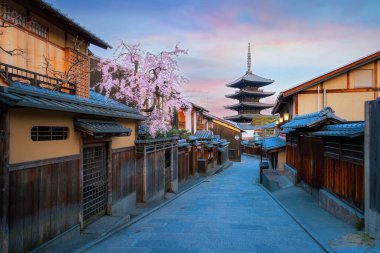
[226,72,274,88]
[225,102,274,111]
[224,114,264,121]
[225,89,275,99]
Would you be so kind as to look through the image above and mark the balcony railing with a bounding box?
[0,62,76,95]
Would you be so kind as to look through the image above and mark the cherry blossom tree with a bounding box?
[98,41,190,137]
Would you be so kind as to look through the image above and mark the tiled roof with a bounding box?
[0,83,145,120]
[281,107,344,130]
[261,137,286,152]
[195,130,213,140]
[236,123,257,130]
[178,139,191,148]
[226,73,274,88]
[258,122,277,130]
[280,127,296,134]
[74,119,131,137]
[225,102,274,110]
[187,135,199,142]
[225,89,275,99]
[311,122,365,138]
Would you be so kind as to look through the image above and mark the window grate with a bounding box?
[31,126,68,141]
[83,144,107,224]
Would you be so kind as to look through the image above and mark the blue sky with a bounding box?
[48,0,380,116]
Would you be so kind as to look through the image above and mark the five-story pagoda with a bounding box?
[224,43,274,129]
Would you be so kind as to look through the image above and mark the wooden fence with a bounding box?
[135,138,178,203]
[111,147,136,204]
[299,136,324,188]
[178,148,190,183]
[7,156,81,253]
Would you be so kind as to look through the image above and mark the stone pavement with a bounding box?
[85,155,324,253]
[273,186,380,253]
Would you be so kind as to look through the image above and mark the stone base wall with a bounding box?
[284,163,297,185]
[319,189,364,227]
[300,181,320,200]
[112,192,136,215]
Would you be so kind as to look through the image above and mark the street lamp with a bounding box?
[284,113,289,121]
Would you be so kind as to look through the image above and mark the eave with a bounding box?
[225,102,274,110]
[16,0,111,49]
[225,90,275,99]
[282,51,380,98]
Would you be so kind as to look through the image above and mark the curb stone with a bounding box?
[258,184,333,253]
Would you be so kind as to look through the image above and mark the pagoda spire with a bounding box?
[247,42,252,74]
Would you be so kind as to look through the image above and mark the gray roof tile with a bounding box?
[311,122,365,138]
[281,107,344,130]
[0,83,145,120]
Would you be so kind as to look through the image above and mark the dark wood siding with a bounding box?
[300,136,324,188]
[8,157,80,253]
[112,147,136,204]
[286,134,299,169]
[323,137,364,210]
[210,122,241,162]
[178,149,189,183]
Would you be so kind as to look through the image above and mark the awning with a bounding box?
[75,119,132,137]
[217,147,225,152]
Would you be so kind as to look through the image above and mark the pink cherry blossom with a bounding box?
[98,42,191,137]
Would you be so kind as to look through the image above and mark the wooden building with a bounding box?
[178,102,209,134]
[260,136,286,171]
[281,107,365,225]
[203,112,242,162]
[0,1,145,252]
[273,51,380,121]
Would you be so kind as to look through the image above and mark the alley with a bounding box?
[86,155,324,253]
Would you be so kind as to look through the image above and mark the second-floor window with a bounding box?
[1,3,27,27]
[30,21,48,39]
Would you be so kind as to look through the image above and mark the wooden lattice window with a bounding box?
[66,48,90,98]
[31,126,68,141]
[30,21,48,38]
[1,2,26,27]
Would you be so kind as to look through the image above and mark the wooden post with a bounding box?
[0,109,9,253]
[78,138,84,229]
[142,145,147,203]
[106,141,113,215]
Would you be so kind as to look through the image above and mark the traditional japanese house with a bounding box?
[281,107,344,188]
[203,112,242,162]
[310,122,365,225]
[177,102,209,134]
[193,130,230,175]
[272,50,380,121]
[281,107,365,226]
[224,43,275,138]
[0,1,145,252]
[260,136,286,171]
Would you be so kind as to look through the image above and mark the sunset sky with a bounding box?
[48,0,380,117]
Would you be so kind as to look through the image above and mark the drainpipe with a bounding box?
[323,88,327,108]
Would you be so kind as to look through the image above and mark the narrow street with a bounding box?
[86,155,324,253]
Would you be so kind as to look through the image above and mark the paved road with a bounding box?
[87,155,324,253]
